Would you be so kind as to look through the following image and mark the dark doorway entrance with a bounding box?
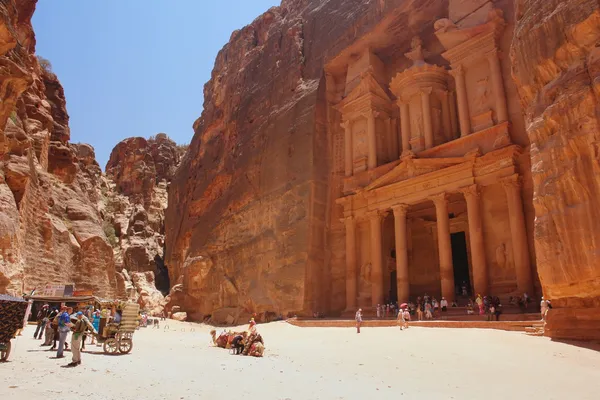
[389,270,397,304]
[451,231,471,296]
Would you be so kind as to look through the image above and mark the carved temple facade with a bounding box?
[322,3,539,311]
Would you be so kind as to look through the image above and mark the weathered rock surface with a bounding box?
[510,0,600,341]
[0,0,116,297]
[166,0,455,320]
[164,0,598,342]
[103,134,185,297]
[0,1,182,312]
[171,311,187,321]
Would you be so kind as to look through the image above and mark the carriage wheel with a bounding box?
[103,338,119,355]
[118,339,133,354]
[0,341,11,362]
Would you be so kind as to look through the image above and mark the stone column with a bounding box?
[421,88,434,149]
[501,175,533,295]
[449,91,458,138]
[391,118,399,159]
[343,120,353,177]
[392,204,410,303]
[487,51,509,123]
[440,91,452,141]
[368,211,384,306]
[367,111,378,170]
[399,102,411,156]
[461,185,488,296]
[343,216,358,310]
[451,66,471,137]
[431,193,455,301]
[386,117,396,161]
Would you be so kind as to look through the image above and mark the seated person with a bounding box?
[103,307,122,337]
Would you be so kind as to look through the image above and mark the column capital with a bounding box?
[363,110,379,120]
[341,120,352,130]
[486,49,502,61]
[460,184,480,200]
[500,174,522,191]
[450,64,465,77]
[420,87,433,96]
[392,204,409,217]
[339,215,355,225]
[366,209,387,221]
[430,192,449,207]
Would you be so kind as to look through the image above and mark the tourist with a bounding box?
[475,294,484,315]
[540,297,548,321]
[488,304,496,321]
[42,307,57,346]
[399,307,410,330]
[461,281,468,296]
[523,292,530,310]
[69,312,86,366]
[416,303,423,321]
[34,304,50,339]
[90,310,100,345]
[56,306,71,359]
[466,301,474,315]
[376,304,381,318]
[495,301,502,321]
[440,297,448,312]
[432,298,439,317]
[424,302,433,320]
[355,308,362,333]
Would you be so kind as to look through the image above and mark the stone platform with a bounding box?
[288,314,542,332]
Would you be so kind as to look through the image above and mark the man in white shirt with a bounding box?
[440,297,448,312]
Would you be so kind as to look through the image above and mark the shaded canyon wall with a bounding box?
[510,0,600,341]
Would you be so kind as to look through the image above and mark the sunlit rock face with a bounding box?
[164,0,600,341]
[0,1,180,310]
[0,0,116,297]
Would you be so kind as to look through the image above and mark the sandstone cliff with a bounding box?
[164,0,457,323]
[0,1,181,316]
[0,0,117,297]
[510,0,600,341]
[164,0,600,339]
[103,134,185,313]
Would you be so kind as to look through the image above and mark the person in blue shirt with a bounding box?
[56,307,72,358]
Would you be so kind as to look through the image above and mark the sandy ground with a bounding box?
[1,321,599,400]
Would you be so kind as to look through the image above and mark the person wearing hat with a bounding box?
[34,304,50,340]
[69,312,86,366]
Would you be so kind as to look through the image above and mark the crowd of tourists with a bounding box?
[31,303,125,367]
[354,290,550,331]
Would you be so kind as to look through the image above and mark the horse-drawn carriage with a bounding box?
[97,302,139,355]
[0,294,28,362]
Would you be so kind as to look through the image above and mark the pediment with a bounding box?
[337,72,391,110]
[363,157,471,192]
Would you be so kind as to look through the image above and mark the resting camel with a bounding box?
[210,329,246,349]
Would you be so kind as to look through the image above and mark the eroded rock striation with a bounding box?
[0,0,116,297]
[0,1,183,316]
[510,0,600,340]
[102,134,185,312]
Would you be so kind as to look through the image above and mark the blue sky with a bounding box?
[32,0,279,169]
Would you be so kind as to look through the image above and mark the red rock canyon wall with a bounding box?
[510,0,600,341]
